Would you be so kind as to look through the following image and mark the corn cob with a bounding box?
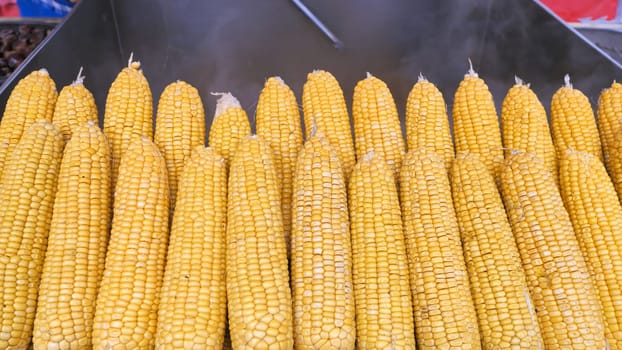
[352,73,405,179]
[450,153,543,349]
[597,81,622,166]
[551,74,602,161]
[291,134,355,349]
[350,151,416,349]
[302,69,356,178]
[559,150,622,348]
[92,136,169,350]
[0,68,57,175]
[156,146,227,349]
[399,150,481,349]
[52,68,98,142]
[501,77,557,180]
[499,151,607,349]
[207,92,251,164]
[405,74,453,169]
[255,76,303,250]
[609,129,622,200]
[154,80,206,210]
[103,55,153,190]
[226,135,292,349]
[0,121,64,349]
[32,121,111,350]
[452,63,503,175]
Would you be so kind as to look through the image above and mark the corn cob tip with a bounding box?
[417,72,427,82]
[466,58,478,77]
[127,52,141,70]
[72,66,85,85]
[267,76,286,85]
[365,71,373,79]
[212,92,241,117]
[563,73,572,88]
[514,75,530,87]
[37,68,49,76]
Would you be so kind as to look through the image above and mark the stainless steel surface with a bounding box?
[0,0,620,135]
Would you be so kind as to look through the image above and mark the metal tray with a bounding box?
[0,0,620,133]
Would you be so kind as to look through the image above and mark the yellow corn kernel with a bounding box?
[559,150,622,348]
[597,81,622,166]
[226,135,293,350]
[352,73,405,179]
[207,92,251,164]
[92,136,169,350]
[499,151,607,349]
[0,121,64,349]
[255,76,303,251]
[609,129,622,201]
[450,153,543,349]
[154,80,206,210]
[302,69,356,178]
[156,147,227,349]
[405,74,453,170]
[0,68,57,174]
[501,77,556,181]
[291,134,355,349]
[103,55,153,190]
[452,64,503,175]
[52,68,98,141]
[551,75,602,161]
[399,150,481,349]
[350,151,415,349]
[32,121,111,349]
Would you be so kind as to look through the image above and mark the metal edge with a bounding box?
[0,17,61,25]
[0,1,82,95]
[534,0,622,70]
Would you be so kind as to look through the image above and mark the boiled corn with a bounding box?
[291,134,355,349]
[92,136,169,350]
[207,92,251,164]
[405,74,453,169]
[52,68,98,142]
[156,146,227,349]
[551,75,603,161]
[0,69,57,175]
[350,151,415,350]
[154,80,206,210]
[399,150,481,349]
[559,150,622,348]
[226,135,293,350]
[0,121,64,349]
[352,73,405,178]
[32,121,111,350]
[302,69,356,178]
[450,153,543,349]
[499,151,607,349]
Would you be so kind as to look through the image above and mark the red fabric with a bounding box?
[540,0,617,21]
[0,0,19,17]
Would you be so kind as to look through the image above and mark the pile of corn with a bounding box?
[0,55,622,350]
